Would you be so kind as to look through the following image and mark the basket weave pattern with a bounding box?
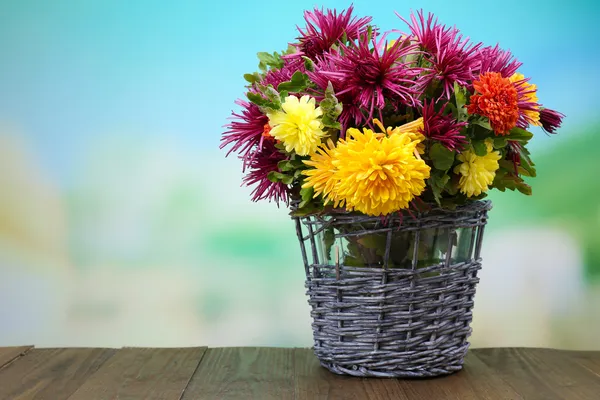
[294,201,492,378]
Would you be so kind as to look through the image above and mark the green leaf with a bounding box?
[428,172,450,205]
[505,127,534,142]
[243,73,259,84]
[471,118,492,131]
[492,170,532,195]
[277,71,309,93]
[453,82,468,121]
[257,51,283,69]
[493,137,508,149]
[264,86,282,107]
[267,171,293,185]
[319,82,343,129]
[300,186,314,202]
[277,160,294,172]
[429,142,455,171]
[519,145,537,177]
[472,141,488,156]
[302,56,315,72]
[322,115,342,130]
[246,92,268,107]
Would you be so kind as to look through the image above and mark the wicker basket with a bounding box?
[293,200,492,378]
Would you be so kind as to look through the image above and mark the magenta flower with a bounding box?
[220,100,269,169]
[539,108,565,134]
[294,5,372,59]
[400,10,481,99]
[398,10,447,52]
[476,45,522,78]
[308,58,366,132]
[420,100,467,151]
[426,28,481,99]
[319,36,422,121]
[506,140,522,173]
[242,141,289,205]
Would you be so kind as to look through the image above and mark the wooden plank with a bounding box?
[392,351,523,400]
[0,348,116,400]
[569,350,600,379]
[181,347,295,400]
[476,348,600,400]
[0,346,33,369]
[68,347,207,400]
[293,348,378,400]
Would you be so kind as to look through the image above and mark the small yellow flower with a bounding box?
[454,140,501,197]
[267,95,326,156]
[509,73,541,127]
[301,139,342,207]
[333,127,430,216]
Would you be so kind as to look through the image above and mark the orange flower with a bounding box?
[467,72,519,135]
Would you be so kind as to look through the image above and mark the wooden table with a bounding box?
[0,346,598,399]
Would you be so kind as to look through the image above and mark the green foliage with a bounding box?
[493,137,508,149]
[277,71,310,93]
[505,127,533,142]
[428,171,451,205]
[429,143,455,170]
[246,85,282,111]
[453,82,469,122]
[302,56,315,72]
[298,186,314,208]
[518,145,536,177]
[492,169,532,195]
[257,51,284,71]
[267,171,294,185]
[472,140,488,156]
[320,82,343,130]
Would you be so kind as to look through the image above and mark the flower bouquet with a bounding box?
[221,6,564,378]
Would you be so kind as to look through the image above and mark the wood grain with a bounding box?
[0,348,116,400]
[0,346,599,399]
[0,346,33,369]
[476,348,600,400]
[392,351,523,400]
[293,348,375,400]
[181,347,295,400]
[67,347,207,400]
[570,350,600,379]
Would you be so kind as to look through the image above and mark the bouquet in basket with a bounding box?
[220,6,564,218]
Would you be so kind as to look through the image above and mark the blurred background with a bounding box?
[0,0,599,350]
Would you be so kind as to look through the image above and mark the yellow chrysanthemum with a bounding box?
[301,139,342,207]
[333,127,430,216]
[454,139,501,197]
[509,73,541,127]
[375,118,426,154]
[267,95,326,156]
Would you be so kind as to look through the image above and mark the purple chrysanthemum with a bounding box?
[539,108,565,134]
[308,58,366,132]
[398,10,446,52]
[294,5,372,59]
[242,141,289,205]
[506,140,522,173]
[319,36,422,121]
[220,100,269,169]
[420,100,467,151]
[400,10,481,99]
[476,45,522,78]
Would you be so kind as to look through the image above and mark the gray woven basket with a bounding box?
[293,200,492,378]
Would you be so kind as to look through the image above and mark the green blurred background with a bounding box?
[1,0,599,349]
